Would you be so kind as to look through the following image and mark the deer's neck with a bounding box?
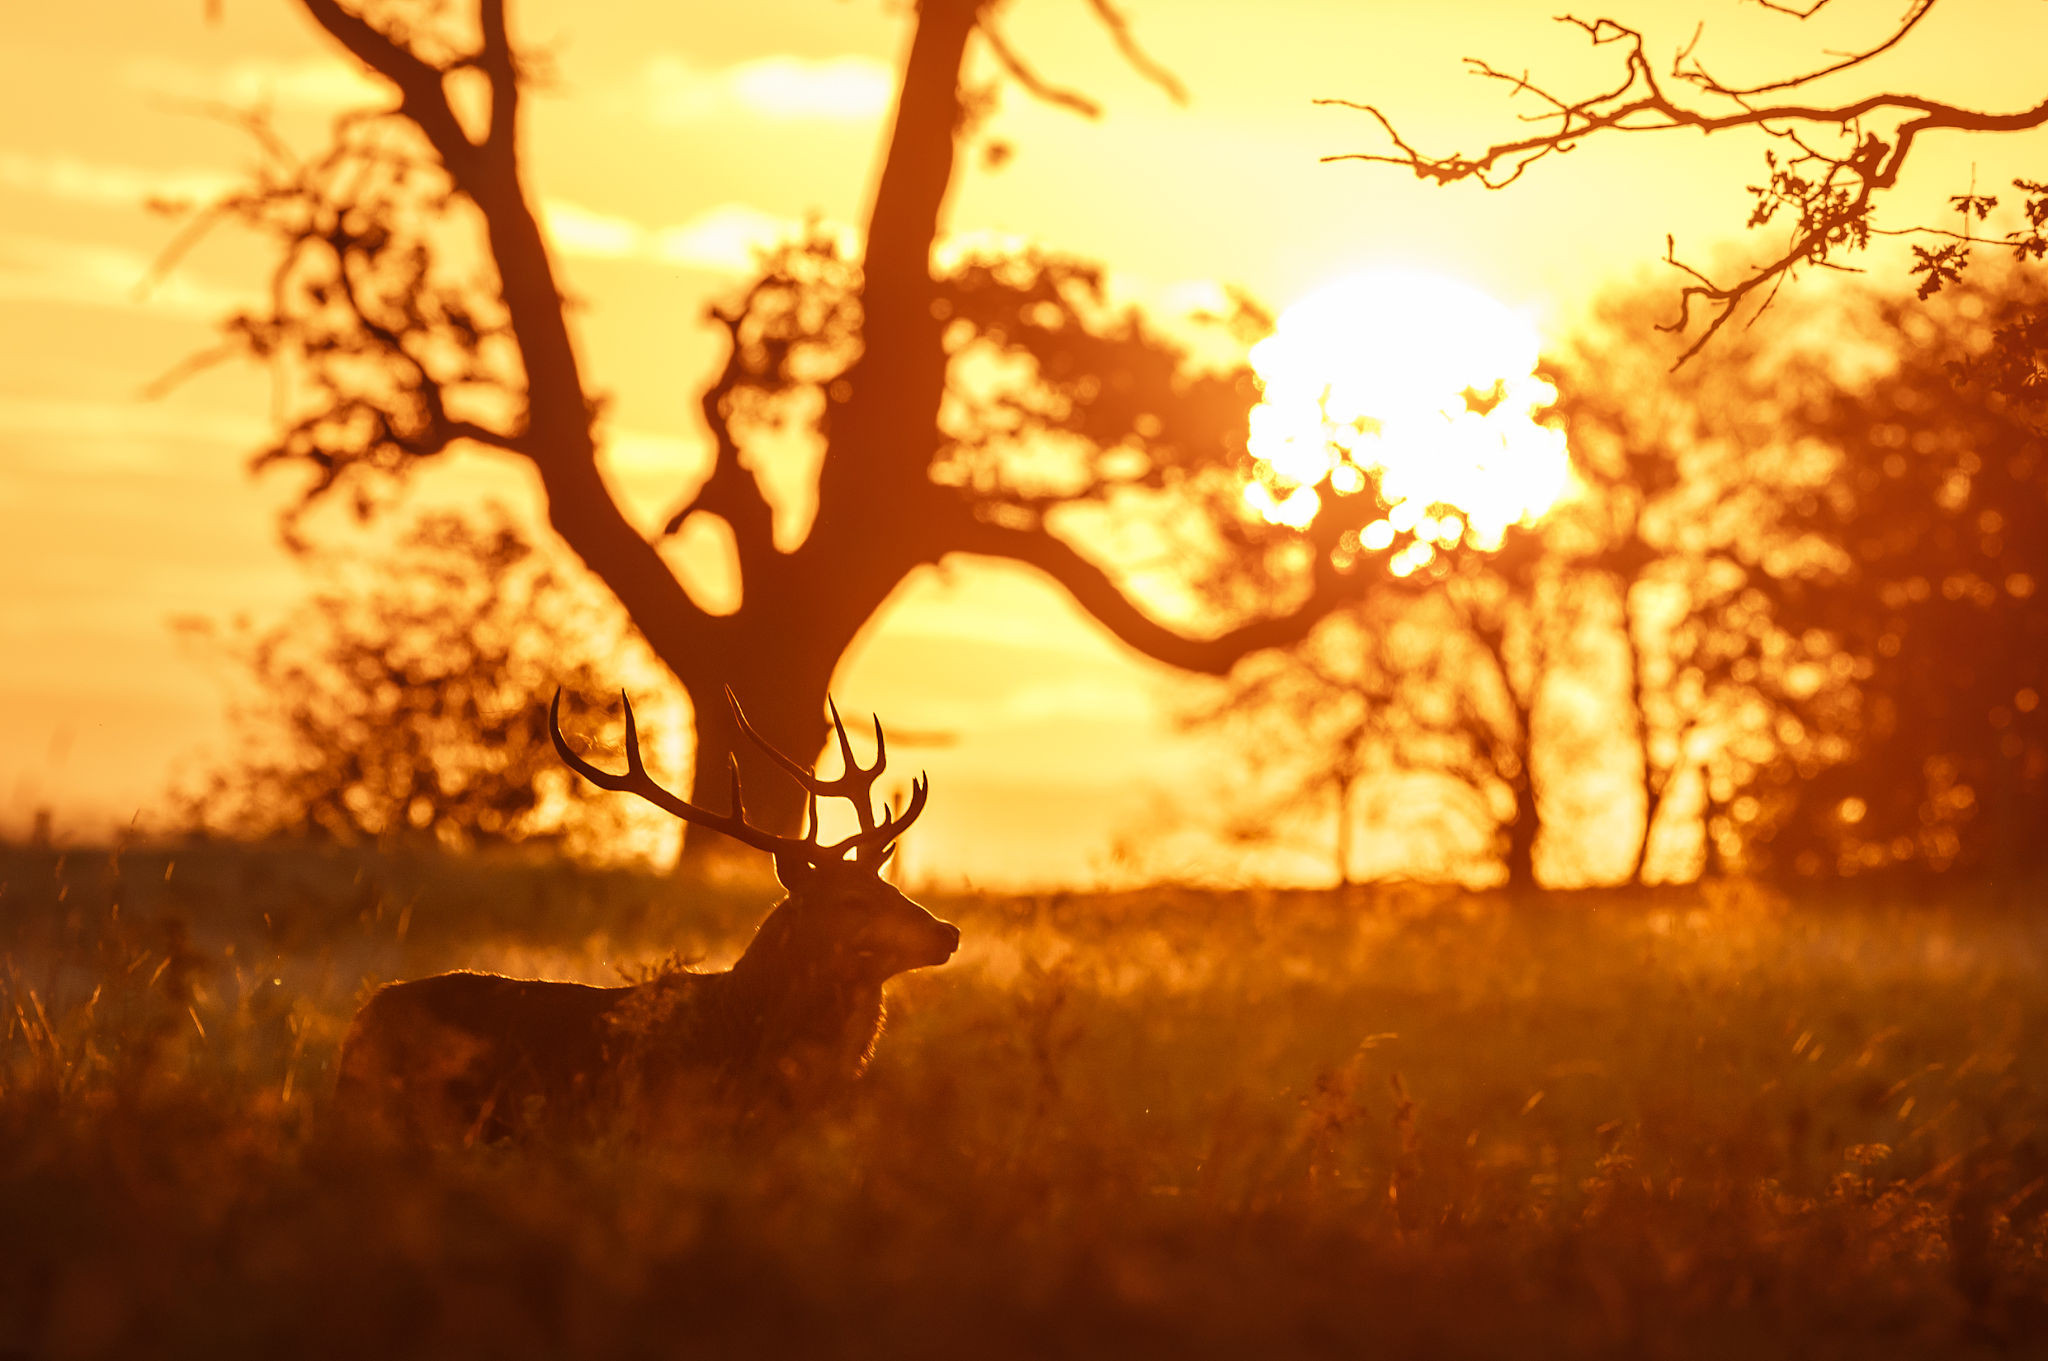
[719,916,885,1081]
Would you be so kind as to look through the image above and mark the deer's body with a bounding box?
[334,691,956,1146]
[338,971,632,1144]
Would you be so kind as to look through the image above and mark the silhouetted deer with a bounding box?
[334,689,958,1145]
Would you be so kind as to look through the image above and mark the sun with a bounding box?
[1242,268,1571,576]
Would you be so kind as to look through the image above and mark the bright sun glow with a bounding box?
[1243,269,1571,576]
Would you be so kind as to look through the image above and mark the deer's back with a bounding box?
[336,970,635,1144]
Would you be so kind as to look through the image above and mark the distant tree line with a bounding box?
[1194,271,2044,887]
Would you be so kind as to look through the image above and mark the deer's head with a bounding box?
[548,688,958,982]
[748,855,960,984]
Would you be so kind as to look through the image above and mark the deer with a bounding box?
[332,688,959,1146]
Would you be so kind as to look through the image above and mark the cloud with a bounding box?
[0,234,242,318]
[124,49,893,125]
[652,204,843,273]
[122,54,386,113]
[0,394,266,472]
[0,151,235,210]
[539,200,648,261]
[635,53,894,124]
[540,198,856,275]
[998,678,1157,725]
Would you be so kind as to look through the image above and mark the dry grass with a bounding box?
[2,842,2044,1359]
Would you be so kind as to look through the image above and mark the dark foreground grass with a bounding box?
[2,842,2045,1359]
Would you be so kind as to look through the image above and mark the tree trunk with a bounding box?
[651,1,984,866]
[1498,696,1541,892]
[1618,582,1664,885]
[1466,611,1541,893]
[1333,773,1356,889]
[1501,763,1540,892]
[667,621,846,868]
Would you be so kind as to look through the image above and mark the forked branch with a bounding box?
[978,0,1190,120]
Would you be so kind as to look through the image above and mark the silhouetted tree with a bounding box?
[1189,540,1581,890]
[1422,533,1571,889]
[1180,602,1409,887]
[1551,292,1857,879]
[167,0,1424,857]
[1330,2,2048,362]
[1316,3,2048,878]
[1758,276,2048,877]
[177,509,663,853]
[1549,272,2048,881]
[1209,287,1885,889]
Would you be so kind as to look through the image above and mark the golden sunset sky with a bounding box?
[4,0,2045,884]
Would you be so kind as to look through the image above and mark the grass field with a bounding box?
[2,841,2044,1359]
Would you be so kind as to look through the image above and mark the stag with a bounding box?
[334,689,958,1146]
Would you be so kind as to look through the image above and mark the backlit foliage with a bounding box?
[176,509,670,854]
[1765,275,2048,876]
[1205,269,2044,886]
[665,233,1278,622]
[153,102,523,546]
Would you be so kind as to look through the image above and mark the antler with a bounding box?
[550,690,814,862]
[549,689,928,868]
[726,687,927,862]
[856,770,930,866]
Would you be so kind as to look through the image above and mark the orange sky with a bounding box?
[5,0,2046,885]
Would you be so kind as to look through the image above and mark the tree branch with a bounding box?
[954,516,1357,675]
[1323,7,2048,359]
[1081,0,1189,105]
[1682,0,1934,99]
[249,2,719,668]
[981,15,1102,119]
[475,0,520,158]
[300,0,484,181]
[663,306,780,584]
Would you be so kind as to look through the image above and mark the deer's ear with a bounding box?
[771,851,817,894]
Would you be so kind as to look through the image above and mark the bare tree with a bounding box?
[1180,604,1409,886]
[1188,557,1579,891]
[1426,537,1560,889]
[1326,2,2048,359]
[165,0,1411,857]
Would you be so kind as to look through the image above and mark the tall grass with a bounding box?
[2,842,2043,1358]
